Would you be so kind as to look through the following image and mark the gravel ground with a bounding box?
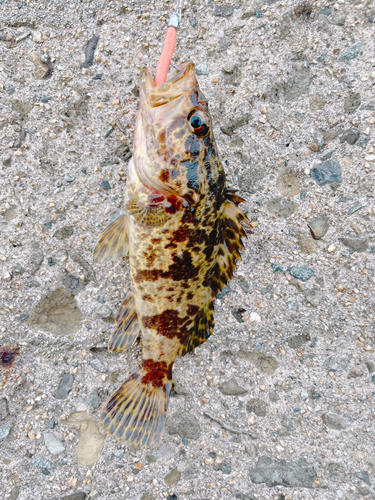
[1,0,375,499]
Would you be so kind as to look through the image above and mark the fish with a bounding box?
[93,61,248,447]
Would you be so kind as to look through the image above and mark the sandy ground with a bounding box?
[1,0,375,499]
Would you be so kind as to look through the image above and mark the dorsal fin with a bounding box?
[179,193,247,356]
[109,292,140,353]
[93,214,129,263]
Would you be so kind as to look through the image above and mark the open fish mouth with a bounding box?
[140,61,197,107]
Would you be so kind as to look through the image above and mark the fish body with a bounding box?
[93,61,247,447]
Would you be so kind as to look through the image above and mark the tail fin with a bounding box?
[101,373,170,448]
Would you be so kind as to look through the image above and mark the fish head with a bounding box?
[133,61,224,207]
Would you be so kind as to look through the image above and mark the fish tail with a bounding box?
[101,371,171,448]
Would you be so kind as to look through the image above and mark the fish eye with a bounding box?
[188,110,209,136]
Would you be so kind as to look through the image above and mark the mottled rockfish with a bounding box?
[93,61,247,447]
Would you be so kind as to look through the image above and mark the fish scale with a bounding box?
[93,61,248,447]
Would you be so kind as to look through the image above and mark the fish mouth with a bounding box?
[140,61,197,107]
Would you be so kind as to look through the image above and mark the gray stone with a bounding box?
[358,136,370,149]
[81,35,99,68]
[242,0,263,19]
[0,423,12,441]
[4,82,15,95]
[309,94,326,111]
[267,104,284,131]
[61,493,87,500]
[296,233,317,254]
[308,217,329,240]
[164,467,181,488]
[361,102,375,111]
[195,63,209,76]
[96,305,113,319]
[12,99,33,116]
[339,237,368,252]
[246,398,268,417]
[70,251,96,282]
[43,432,65,455]
[55,373,74,400]
[27,288,82,336]
[32,454,55,470]
[344,92,361,114]
[337,42,361,63]
[347,202,363,215]
[90,358,107,373]
[287,334,310,349]
[238,165,265,194]
[166,411,201,440]
[235,494,257,500]
[283,64,312,102]
[329,12,347,26]
[305,288,323,307]
[322,412,349,430]
[61,274,85,295]
[140,495,155,500]
[220,113,251,136]
[220,378,248,396]
[53,226,74,239]
[0,398,9,421]
[90,389,100,410]
[288,266,314,282]
[27,241,44,275]
[237,350,278,375]
[348,367,364,378]
[249,457,317,487]
[276,169,300,197]
[7,486,20,500]
[266,198,299,219]
[340,129,360,145]
[320,148,335,161]
[310,160,342,185]
[214,5,234,16]
[277,415,297,436]
[323,356,350,372]
[245,443,258,458]
[114,449,125,459]
[145,443,174,463]
[355,471,371,487]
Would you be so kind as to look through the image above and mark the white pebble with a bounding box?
[249,312,261,323]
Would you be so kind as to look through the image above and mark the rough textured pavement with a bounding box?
[1,0,375,499]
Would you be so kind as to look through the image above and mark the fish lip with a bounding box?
[140,61,197,107]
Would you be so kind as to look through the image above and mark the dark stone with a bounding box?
[0,398,9,421]
[166,411,201,440]
[310,160,342,185]
[246,398,268,417]
[4,83,15,95]
[101,180,111,190]
[13,127,27,149]
[337,42,361,63]
[90,389,100,410]
[32,455,55,470]
[344,92,361,114]
[27,241,44,275]
[93,73,103,80]
[249,457,317,487]
[55,373,74,400]
[81,35,99,68]
[214,462,232,474]
[220,378,248,396]
[339,237,368,252]
[53,226,74,239]
[189,18,198,28]
[231,307,246,323]
[220,113,251,136]
[339,129,360,145]
[323,356,350,371]
[287,334,310,349]
[61,493,87,500]
[361,102,375,111]
[115,143,132,162]
[358,136,370,149]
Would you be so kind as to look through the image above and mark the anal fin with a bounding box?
[109,292,140,353]
[93,214,128,263]
[178,300,215,356]
[127,198,168,227]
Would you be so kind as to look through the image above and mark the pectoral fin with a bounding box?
[93,214,129,263]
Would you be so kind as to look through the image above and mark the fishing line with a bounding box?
[154,0,184,86]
